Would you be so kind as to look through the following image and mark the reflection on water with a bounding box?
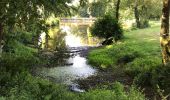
[39,24,101,50]
[36,55,96,84]
[62,24,101,47]
[65,34,82,47]
[36,23,101,87]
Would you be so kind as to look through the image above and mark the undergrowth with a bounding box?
[87,26,170,97]
[0,37,146,99]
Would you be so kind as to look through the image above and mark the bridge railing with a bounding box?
[60,18,96,23]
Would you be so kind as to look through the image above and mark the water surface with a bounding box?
[35,23,101,90]
[36,54,96,84]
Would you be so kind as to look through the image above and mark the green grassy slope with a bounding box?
[88,26,162,75]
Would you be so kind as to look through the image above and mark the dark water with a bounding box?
[35,24,101,92]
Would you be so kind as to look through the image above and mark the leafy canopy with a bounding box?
[0,0,79,37]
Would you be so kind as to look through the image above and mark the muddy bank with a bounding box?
[76,67,133,90]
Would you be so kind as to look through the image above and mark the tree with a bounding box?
[0,0,74,54]
[78,5,90,17]
[121,0,161,28]
[90,1,107,17]
[160,0,170,65]
[134,0,140,28]
[115,0,121,21]
[90,14,123,45]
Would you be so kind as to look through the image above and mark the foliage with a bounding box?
[78,1,109,18]
[151,66,170,93]
[0,0,72,26]
[78,5,90,17]
[136,0,162,20]
[88,25,164,92]
[87,22,170,97]
[88,25,161,68]
[90,14,123,42]
[89,1,107,17]
[4,30,35,46]
[77,0,161,29]
[133,20,150,29]
[0,45,39,73]
[81,82,145,100]
[0,69,146,100]
[0,0,165,99]
[0,0,74,50]
[132,64,170,97]
[122,0,161,28]
[0,34,146,99]
[0,69,73,100]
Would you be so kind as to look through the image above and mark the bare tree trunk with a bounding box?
[134,0,140,28]
[115,0,121,21]
[160,0,170,65]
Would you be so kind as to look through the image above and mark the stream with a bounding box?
[34,24,101,92]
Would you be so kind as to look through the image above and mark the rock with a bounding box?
[64,63,73,66]
[101,37,114,45]
[69,84,85,93]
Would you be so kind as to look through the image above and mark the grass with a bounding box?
[1,22,164,99]
[88,26,162,73]
[87,25,170,98]
[0,70,146,100]
[0,38,146,99]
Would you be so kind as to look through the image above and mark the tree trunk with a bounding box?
[160,0,170,65]
[45,33,49,50]
[0,24,3,41]
[134,0,140,28]
[0,23,3,57]
[169,5,170,31]
[115,0,121,21]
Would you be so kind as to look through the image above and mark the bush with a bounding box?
[151,66,170,93]
[125,56,161,77]
[4,30,34,46]
[0,40,40,72]
[0,70,146,100]
[90,14,123,43]
[132,20,150,29]
[82,82,146,100]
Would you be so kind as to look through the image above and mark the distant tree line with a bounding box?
[78,0,162,28]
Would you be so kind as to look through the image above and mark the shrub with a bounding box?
[82,82,146,100]
[125,56,161,77]
[90,14,123,43]
[132,20,150,29]
[151,66,170,93]
[0,40,40,72]
[90,1,106,17]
